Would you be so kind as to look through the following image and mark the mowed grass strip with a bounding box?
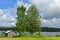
[0,37,60,40]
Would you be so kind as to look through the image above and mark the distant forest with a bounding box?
[0,27,60,32]
[41,27,60,32]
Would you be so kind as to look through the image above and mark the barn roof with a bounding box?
[5,30,12,33]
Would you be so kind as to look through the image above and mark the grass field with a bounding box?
[0,37,60,40]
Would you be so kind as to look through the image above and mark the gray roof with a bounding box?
[5,30,12,33]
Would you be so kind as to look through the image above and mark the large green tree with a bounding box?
[16,5,41,35]
[27,5,41,34]
[16,6,26,35]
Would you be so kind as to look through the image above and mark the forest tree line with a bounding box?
[0,27,60,32]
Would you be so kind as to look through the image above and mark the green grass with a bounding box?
[0,36,60,40]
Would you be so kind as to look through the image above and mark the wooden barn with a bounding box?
[5,30,16,37]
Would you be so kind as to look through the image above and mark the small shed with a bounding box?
[5,30,16,37]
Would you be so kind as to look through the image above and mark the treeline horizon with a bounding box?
[0,27,60,32]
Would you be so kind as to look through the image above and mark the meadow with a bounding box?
[0,36,60,40]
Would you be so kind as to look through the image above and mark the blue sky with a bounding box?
[22,0,31,4]
[0,0,17,9]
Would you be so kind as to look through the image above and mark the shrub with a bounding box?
[56,35,60,37]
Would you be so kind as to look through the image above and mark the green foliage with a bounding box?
[55,35,60,37]
[16,5,41,35]
[16,5,26,33]
[27,5,41,34]
[2,31,5,37]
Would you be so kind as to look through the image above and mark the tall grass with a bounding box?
[0,37,60,40]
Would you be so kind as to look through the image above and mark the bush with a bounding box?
[55,35,60,37]
[13,35,44,38]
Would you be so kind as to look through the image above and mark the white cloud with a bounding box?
[41,18,60,28]
[0,9,16,26]
[17,0,24,6]
[17,0,31,10]
[29,0,60,28]
[29,0,60,19]
[0,9,4,17]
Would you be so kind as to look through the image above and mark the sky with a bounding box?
[0,0,17,26]
[0,0,16,9]
[0,0,60,28]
